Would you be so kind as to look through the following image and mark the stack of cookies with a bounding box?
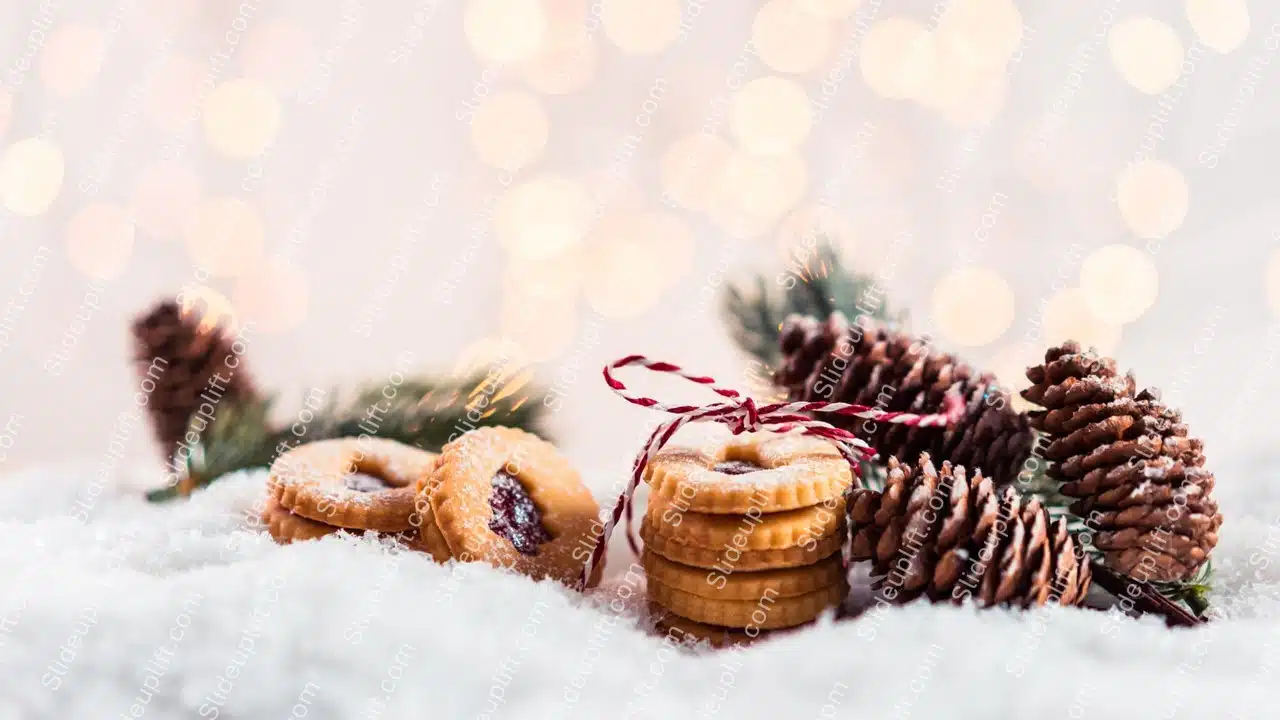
[263,437,438,548]
[640,434,852,645]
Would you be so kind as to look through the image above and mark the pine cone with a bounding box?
[131,300,258,462]
[849,454,1092,608]
[775,312,1033,487]
[1022,342,1222,583]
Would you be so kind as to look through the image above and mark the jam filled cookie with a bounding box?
[262,495,340,544]
[424,427,602,587]
[269,437,440,532]
[644,434,853,515]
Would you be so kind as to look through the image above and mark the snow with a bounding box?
[2,462,1280,719]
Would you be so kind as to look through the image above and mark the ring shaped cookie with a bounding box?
[644,434,853,515]
[641,516,842,571]
[651,606,757,648]
[648,579,845,630]
[645,495,845,551]
[270,437,440,532]
[427,427,601,586]
[262,496,340,543]
[643,551,845,601]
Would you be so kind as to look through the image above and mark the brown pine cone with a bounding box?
[849,454,1092,608]
[775,312,1033,487]
[1022,342,1222,583]
[131,300,258,462]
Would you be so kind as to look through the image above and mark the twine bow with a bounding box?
[576,355,964,590]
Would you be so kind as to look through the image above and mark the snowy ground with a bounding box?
[1,462,1279,720]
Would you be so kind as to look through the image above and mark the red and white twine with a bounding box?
[576,355,964,590]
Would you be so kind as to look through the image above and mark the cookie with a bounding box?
[269,437,439,532]
[645,495,845,551]
[647,577,845,629]
[425,427,602,587]
[262,496,340,544]
[411,483,454,563]
[644,434,852,515]
[641,515,841,571]
[652,606,758,648]
[643,551,844,601]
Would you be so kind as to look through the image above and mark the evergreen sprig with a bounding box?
[147,373,548,502]
[723,241,904,369]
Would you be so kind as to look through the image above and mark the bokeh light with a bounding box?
[707,196,777,240]
[138,0,200,35]
[1116,160,1189,239]
[453,336,532,381]
[146,56,205,133]
[520,19,597,94]
[1043,287,1123,354]
[1079,244,1159,324]
[721,150,808,220]
[204,78,282,158]
[987,343,1036,412]
[507,248,586,299]
[241,20,318,92]
[40,25,105,98]
[936,0,1022,71]
[795,0,861,20]
[940,70,1008,128]
[753,0,832,74]
[470,92,549,172]
[644,211,696,282]
[661,132,733,212]
[775,204,854,264]
[179,284,238,334]
[583,234,667,318]
[232,259,309,333]
[729,76,813,155]
[602,0,682,55]
[184,197,266,277]
[593,211,695,283]
[0,137,64,216]
[501,291,578,362]
[131,161,202,241]
[1186,0,1250,53]
[932,266,1015,347]
[66,203,135,281]
[1268,249,1280,316]
[1109,17,1185,94]
[860,17,936,100]
[498,175,592,259]
[466,0,547,65]
[0,90,11,139]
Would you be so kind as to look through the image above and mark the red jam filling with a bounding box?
[713,460,765,476]
[344,472,394,493]
[489,470,552,555]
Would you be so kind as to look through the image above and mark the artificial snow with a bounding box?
[1,463,1279,719]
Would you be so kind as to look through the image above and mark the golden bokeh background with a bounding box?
[0,0,1273,478]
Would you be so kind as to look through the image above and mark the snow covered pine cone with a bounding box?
[775,312,1033,487]
[849,454,1092,608]
[1022,342,1222,583]
[132,300,258,462]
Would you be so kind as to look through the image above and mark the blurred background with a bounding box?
[0,0,1275,506]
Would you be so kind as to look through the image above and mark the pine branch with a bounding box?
[153,373,550,501]
[722,240,902,368]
